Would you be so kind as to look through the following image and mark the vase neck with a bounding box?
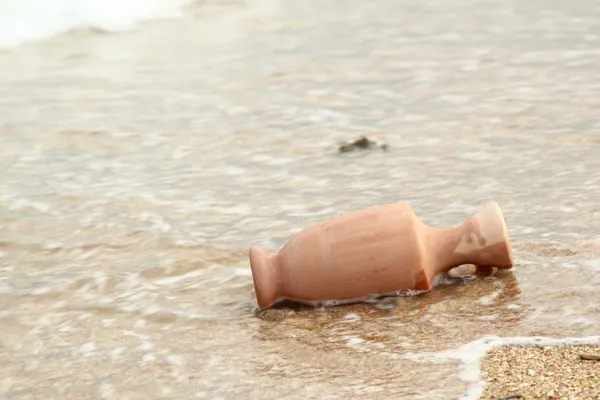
[425,225,471,276]
[424,202,514,277]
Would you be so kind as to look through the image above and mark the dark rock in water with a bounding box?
[338,136,388,153]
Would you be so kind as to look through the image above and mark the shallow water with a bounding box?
[1,0,600,398]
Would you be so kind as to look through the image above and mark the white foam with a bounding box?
[0,0,192,50]
[403,335,600,400]
[583,259,600,271]
[342,313,361,322]
[167,354,185,367]
[345,337,364,346]
[161,387,173,396]
[79,341,96,355]
[99,382,116,399]
[142,354,156,363]
[476,292,499,306]
[268,288,431,310]
[122,329,154,351]
[232,267,252,277]
[102,318,116,327]
[151,268,209,286]
[109,346,126,359]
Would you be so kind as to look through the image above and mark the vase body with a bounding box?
[249,201,513,309]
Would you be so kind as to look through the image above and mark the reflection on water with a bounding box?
[1,0,600,398]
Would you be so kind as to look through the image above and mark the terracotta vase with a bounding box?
[249,201,514,309]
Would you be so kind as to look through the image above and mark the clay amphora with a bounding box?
[249,201,513,309]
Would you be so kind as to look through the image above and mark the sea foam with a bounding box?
[0,0,192,50]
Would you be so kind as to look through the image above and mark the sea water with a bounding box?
[1,0,599,398]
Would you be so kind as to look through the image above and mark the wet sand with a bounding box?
[1,0,600,398]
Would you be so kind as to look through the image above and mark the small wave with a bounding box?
[0,0,192,50]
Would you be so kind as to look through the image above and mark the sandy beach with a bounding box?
[481,345,600,399]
